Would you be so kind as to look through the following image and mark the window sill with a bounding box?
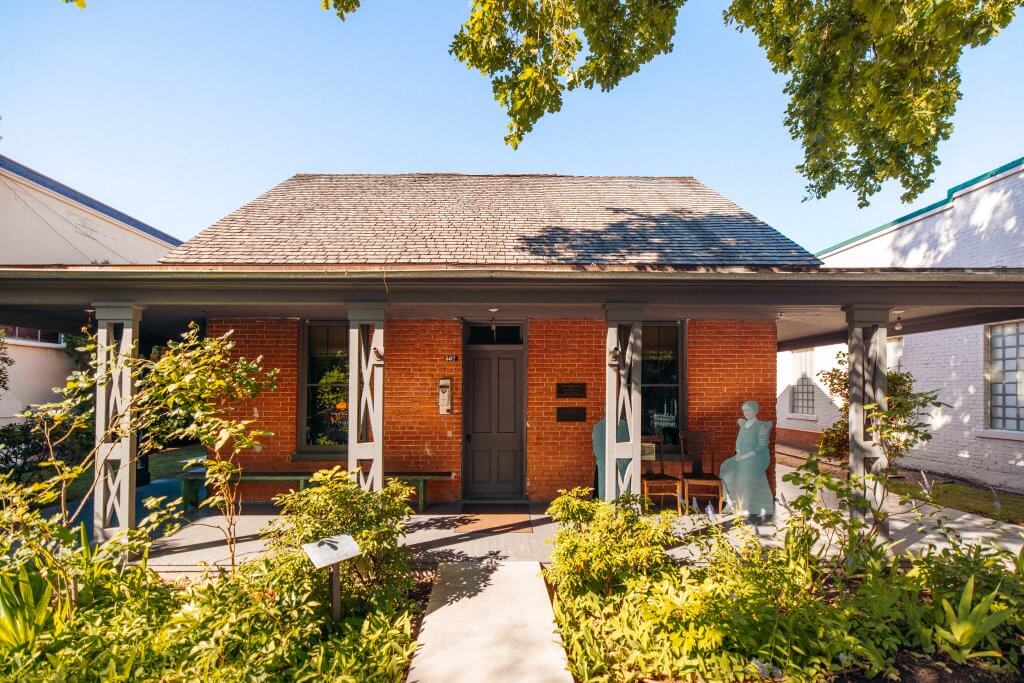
[292,452,347,462]
[5,337,65,350]
[976,429,1024,443]
[783,413,819,423]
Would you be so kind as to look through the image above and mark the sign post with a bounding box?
[301,534,361,623]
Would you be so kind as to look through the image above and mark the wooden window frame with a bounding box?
[296,320,349,456]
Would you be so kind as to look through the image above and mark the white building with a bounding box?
[777,156,1024,491]
[0,155,180,424]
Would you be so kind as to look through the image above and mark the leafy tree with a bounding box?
[322,0,1020,205]
[816,350,916,463]
[59,0,1021,203]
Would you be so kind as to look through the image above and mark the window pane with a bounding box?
[468,324,522,345]
[305,324,348,447]
[641,325,679,385]
[306,386,348,447]
[641,386,679,446]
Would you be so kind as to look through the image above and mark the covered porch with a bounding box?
[3,265,1024,543]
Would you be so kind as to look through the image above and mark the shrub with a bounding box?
[816,350,917,462]
[0,325,418,682]
[546,487,677,596]
[547,459,1024,682]
[264,466,414,612]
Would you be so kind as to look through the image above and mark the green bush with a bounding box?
[0,472,417,682]
[546,487,676,597]
[547,461,1024,682]
[264,467,414,612]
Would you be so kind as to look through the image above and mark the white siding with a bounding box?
[779,162,1024,490]
[0,167,172,264]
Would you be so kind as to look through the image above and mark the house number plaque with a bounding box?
[443,354,459,362]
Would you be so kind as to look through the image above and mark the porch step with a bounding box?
[407,561,572,683]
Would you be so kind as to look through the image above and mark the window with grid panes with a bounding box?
[790,349,815,415]
[989,322,1024,431]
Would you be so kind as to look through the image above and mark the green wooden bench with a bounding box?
[180,468,454,513]
[385,471,455,513]
[179,468,314,510]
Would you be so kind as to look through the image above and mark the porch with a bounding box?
[139,463,1024,576]
[3,266,1024,542]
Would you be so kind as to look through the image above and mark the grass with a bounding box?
[63,443,206,503]
[888,478,1024,525]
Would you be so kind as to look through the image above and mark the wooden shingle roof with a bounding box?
[161,174,820,268]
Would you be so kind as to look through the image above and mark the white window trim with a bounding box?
[4,336,66,350]
[783,412,819,423]
[984,320,1024,434]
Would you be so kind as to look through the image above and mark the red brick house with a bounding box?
[3,173,1023,537]
[157,174,817,504]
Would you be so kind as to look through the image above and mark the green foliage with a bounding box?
[546,487,676,596]
[547,457,1024,681]
[265,467,414,611]
[934,575,1010,664]
[816,350,929,463]
[450,0,684,148]
[726,0,1022,206]
[0,561,56,653]
[0,321,416,680]
[0,466,417,681]
[323,0,1020,203]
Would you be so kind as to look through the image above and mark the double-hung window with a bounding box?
[640,324,683,450]
[300,323,349,451]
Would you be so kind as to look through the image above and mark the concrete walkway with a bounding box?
[407,561,572,683]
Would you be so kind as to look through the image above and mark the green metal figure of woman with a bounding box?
[719,400,774,520]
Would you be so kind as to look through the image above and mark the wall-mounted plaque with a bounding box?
[556,383,587,399]
[443,354,459,362]
[556,406,587,422]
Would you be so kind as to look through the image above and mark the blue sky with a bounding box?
[2,1,1022,253]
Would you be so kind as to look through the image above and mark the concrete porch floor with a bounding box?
[142,463,1024,576]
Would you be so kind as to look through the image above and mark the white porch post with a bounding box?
[845,305,890,538]
[347,305,385,491]
[604,307,642,500]
[92,302,143,540]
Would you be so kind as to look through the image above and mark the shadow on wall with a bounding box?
[844,180,1022,268]
[514,208,815,267]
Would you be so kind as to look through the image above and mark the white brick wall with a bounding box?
[778,161,1024,491]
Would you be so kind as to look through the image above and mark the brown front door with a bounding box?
[464,346,525,498]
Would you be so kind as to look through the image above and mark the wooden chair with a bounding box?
[678,430,724,513]
[641,434,681,513]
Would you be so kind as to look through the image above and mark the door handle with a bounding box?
[465,434,472,442]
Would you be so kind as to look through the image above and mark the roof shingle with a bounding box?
[161,174,820,267]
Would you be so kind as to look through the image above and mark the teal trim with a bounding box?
[817,155,1024,257]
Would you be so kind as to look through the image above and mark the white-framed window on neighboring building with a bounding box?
[887,337,903,372]
[790,349,815,415]
[988,322,1024,432]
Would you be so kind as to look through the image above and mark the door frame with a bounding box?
[461,320,528,500]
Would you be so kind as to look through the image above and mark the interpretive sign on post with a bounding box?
[302,534,361,622]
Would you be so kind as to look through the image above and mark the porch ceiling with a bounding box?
[2,265,1024,347]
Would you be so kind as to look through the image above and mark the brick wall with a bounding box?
[687,320,778,490]
[206,318,310,501]
[382,319,463,502]
[208,316,781,503]
[776,426,822,452]
[526,319,605,500]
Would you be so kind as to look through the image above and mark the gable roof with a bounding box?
[161,173,819,268]
[0,154,181,247]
